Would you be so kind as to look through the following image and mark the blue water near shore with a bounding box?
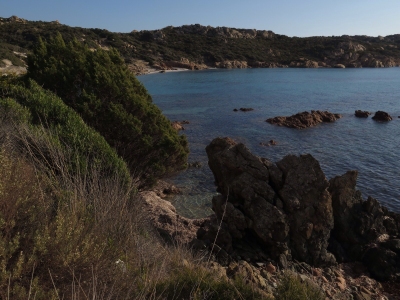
[138,68,400,218]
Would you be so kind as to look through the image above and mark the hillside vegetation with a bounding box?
[1,15,400,74]
[26,33,188,185]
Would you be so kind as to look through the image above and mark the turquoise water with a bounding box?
[139,68,400,218]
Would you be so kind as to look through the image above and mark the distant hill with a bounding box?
[1,15,400,75]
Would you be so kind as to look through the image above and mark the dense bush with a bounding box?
[0,77,131,185]
[26,33,188,185]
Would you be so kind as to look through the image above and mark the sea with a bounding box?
[138,68,400,218]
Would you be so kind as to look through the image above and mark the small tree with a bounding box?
[27,33,188,185]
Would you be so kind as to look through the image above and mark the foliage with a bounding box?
[26,34,188,185]
[274,272,325,300]
[0,76,131,185]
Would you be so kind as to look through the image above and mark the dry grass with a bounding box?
[274,271,325,300]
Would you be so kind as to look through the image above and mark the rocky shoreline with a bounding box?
[134,61,400,76]
[143,137,400,299]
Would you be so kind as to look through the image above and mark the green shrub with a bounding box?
[27,33,188,186]
[0,77,131,185]
[274,272,325,300]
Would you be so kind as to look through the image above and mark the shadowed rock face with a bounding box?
[205,137,335,266]
[204,137,400,281]
[329,171,400,281]
[266,110,342,129]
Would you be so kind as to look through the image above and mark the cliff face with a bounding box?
[1,17,400,75]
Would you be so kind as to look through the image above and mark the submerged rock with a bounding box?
[266,110,342,128]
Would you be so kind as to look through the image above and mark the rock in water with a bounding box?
[355,110,371,118]
[372,111,392,121]
[266,110,341,128]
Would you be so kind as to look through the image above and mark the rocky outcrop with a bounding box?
[205,137,336,266]
[355,110,371,118]
[266,110,342,129]
[0,15,27,24]
[372,111,393,121]
[0,59,26,76]
[203,137,400,281]
[329,171,400,281]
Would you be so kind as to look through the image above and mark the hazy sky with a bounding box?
[2,0,399,37]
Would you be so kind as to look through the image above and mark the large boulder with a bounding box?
[205,137,335,266]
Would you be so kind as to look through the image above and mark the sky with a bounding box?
[2,0,400,37]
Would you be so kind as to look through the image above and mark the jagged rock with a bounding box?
[277,154,335,265]
[329,171,400,280]
[355,110,371,118]
[266,110,342,129]
[204,137,400,281]
[372,111,393,121]
[205,137,335,266]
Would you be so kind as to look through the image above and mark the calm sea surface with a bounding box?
[138,68,400,218]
